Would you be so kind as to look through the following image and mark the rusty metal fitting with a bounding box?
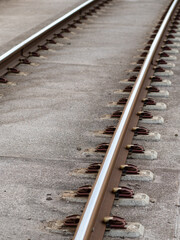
[148,39,154,44]
[95,143,109,153]
[19,58,31,64]
[144,46,150,51]
[46,39,56,44]
[75,185,92,197]
[117,97,128,104]
[133,66,141,72]
[150,34,156,39]
[7,68,20,74]
[164,39,174,45]
[153,29,158,34]
[90,8,96,13]
[111,110,122,118]
[150,76,162,82]
[123,85,133,92]
[112,187,134,199]
[29,51,40,57]
[137,58,145,64]
[86,163,101,173]
[73,19,82,24]
[154,66,165,72]
[54,33,64,38]
[168,29,177,33]
[103,126,116,135]
[159,52,169,58]
[128,75,137,82]
[61,28,70,33]
[146,86,160,92]
[86,11,92,16]
[161,45,172,51]
[38,45,48,50]
[120,164,139,175]
[137,111,153,119]
[156,58,168,64]
[126,144,145,153]
[132,126,149,135]
[68,23,77,28]
[0,77,8,83]
[80,15,87,20]
[140,52,148,57]
[103,216,127,230]
[167,34,175,39]
[142,97,156,105]
[63,215,80,227]
[170,25,178,29]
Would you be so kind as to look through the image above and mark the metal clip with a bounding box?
[142,98,156,105]
[19,58,31,64]
[159,52,169,57]
[38,45,48,50]
[154,66,165,72]
[137,111,153,119]
[146,86,160,92]
[123,85,133,92]
[128,75,137,82]
[29,51,40,57]
[132,126,149,135]
[167,34,175,39]
[140,52,148,57]
[156,59,167,64]
[7,68,20,74]
[75,185,92,197]
[133,66,141,72]
[112,187,134,199]
[86,163,101,173]
[126,144,145,153]
[61,28,70,33]
[46,39,56,44]
[95,143,109,153]
[68,23,77,28]
[54,33,64,38]
[161,46,171,51]
[163,40,174,45]
[104,216,127,230]
[111,110,122,118]
[117,97,128,104]
[120,164,139,175]
[103,126,116,135]
[63,215,80,227]
[0,77,8,83]
[144,46,150,51]
[150,76,162,82]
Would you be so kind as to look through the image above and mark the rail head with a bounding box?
[73,0,179,239]
[0,0,98,76]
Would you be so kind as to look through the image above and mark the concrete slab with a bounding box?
[0,0,85,55]
[0,0,177,239]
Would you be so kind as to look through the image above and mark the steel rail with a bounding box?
[0,0,94,62]
[73,0,179,239]
[0,0,108,76]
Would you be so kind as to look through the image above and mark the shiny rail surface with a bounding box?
[0,0,94,62]
[0,0,105,77]
[73,0,179,239]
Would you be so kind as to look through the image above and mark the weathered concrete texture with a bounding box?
[0,0,175,239]
[0,0,84,55]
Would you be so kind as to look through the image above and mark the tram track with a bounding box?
[0,0,179,239]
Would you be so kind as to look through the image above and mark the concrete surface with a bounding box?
[0,0,84,55]
[0,0,178,239]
